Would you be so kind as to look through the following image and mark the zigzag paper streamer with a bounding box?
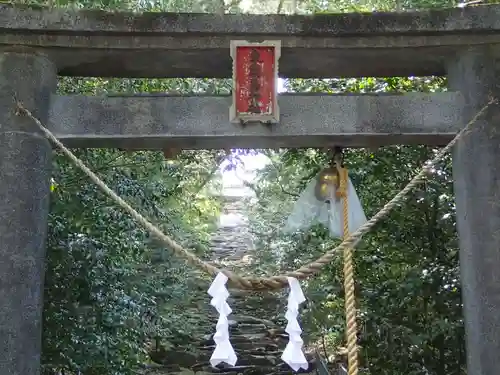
[281,277,308,371]
[207,273,237,367]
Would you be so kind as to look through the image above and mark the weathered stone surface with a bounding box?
[2,4,500,78]
[0,52,56,375]
[211,200,256,261]
[5,4,500,34]
[48,92,464,150]
[448,46,500,375]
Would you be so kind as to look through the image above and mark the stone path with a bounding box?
[146,192,317,375]
[198,195,315,375]
[210,198,255,262]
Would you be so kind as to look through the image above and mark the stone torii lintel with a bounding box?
[48,92,464,150]
[2,4,500,78]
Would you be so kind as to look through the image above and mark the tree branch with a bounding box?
[280,183,300,197]
[277,0,285,13]
[225,0,242,12]
[189,152,229,197]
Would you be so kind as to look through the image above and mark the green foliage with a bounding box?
[43,64,229,374]
[247,77,463,375]
[43,145,224,374]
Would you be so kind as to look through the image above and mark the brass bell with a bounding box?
[314,166,340,202]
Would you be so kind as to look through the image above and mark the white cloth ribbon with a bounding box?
[281,277,308,371]
[208,272,237,367]
[283,173,367,238]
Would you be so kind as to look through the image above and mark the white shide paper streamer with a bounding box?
[207,272,237,367]
[281,277,308,371]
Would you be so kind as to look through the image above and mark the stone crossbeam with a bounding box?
[48,92,463,149]
[2,5,500,78]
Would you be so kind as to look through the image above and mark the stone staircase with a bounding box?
[197,196,315,375]
[210,198,254,262]
[146,195,317,375]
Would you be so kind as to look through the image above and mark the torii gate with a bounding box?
[0,4,499,375]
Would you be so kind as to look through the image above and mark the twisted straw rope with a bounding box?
[337,166,358,375]
[15,98,495,291]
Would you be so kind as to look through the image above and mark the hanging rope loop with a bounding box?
[332,146,344,166]
[333,155,359,375]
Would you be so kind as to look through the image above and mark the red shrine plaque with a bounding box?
[230,40,281,124]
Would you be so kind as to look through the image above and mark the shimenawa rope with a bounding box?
[15,99,495,291]
[336,164,358,375]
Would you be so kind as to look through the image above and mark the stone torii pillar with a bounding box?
[0,51,56,375]
[448,47,500,375]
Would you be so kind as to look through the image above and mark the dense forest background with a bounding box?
[8,0,491,373]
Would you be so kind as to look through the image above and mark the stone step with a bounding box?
[152,198,317,375]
